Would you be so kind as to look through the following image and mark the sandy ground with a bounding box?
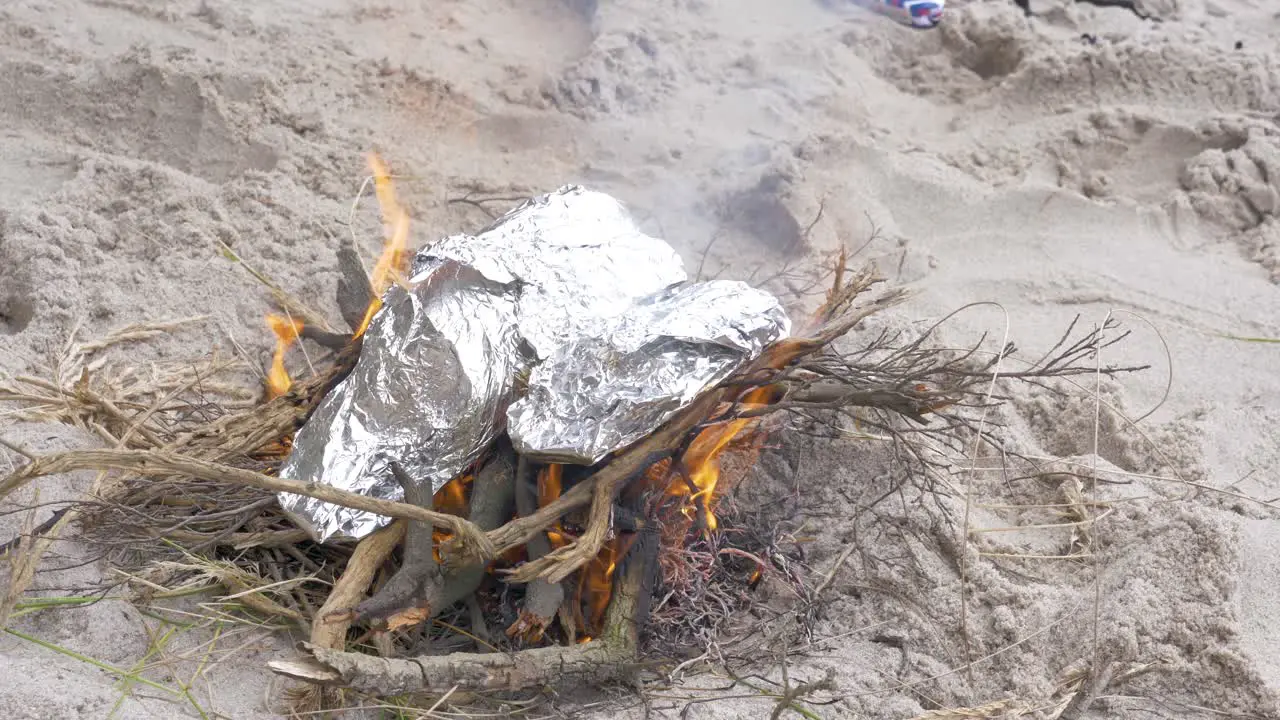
[1,0,1279,717]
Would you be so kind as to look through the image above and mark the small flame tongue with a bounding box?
[354,153,411,339]
[265,314,303,399]
[540,464,569,548]
[260,152,411,396]
[580,537,624,637]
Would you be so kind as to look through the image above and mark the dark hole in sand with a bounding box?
[964,43,1025,80]
[722,173,808,257]
[0,296,33,334]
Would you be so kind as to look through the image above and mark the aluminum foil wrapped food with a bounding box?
[278,187,686,541]
[507,281,790,465]
[276,260,526,541]
[411,189,686,360]
[276,185,790,542]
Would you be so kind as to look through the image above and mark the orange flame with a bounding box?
[539,463,563,508]
[539,464,568,548]
[580,538,621,636]
[676,386,774,530]
[577,383,782,636]
[354,153,412,339]
[429,474,472,562]
[434,473,471,516]
[265,314,304,399]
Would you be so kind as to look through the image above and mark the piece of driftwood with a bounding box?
[270,534,650,694]
[349,464,439,626]
[335,239,376,334]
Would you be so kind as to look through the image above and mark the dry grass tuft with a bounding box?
[908,698,1022,719]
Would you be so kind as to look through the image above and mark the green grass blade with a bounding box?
[4,627,181,697]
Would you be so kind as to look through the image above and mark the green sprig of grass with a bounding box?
[4,626,181,697]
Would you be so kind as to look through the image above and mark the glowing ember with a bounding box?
[354,153,412,338]
[265,314,303,399]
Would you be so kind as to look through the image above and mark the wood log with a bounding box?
[311,520,407,650]
[350,465,439,625]
[335,240,376,333]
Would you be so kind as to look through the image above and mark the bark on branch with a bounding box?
[0,449,494,561]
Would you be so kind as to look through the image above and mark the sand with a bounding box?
[1,0,1278,717]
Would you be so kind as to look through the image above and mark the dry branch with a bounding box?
[506,457,564,641]
[0,448,494,561]
[335,239,376,333]
[311,520,407,650]
[350,465,439,626]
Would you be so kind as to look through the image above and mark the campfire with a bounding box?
[260,154,811,678]
[0,153,1146,713]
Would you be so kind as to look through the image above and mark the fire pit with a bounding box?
[0,153,1147,714]
[251,156,926,694]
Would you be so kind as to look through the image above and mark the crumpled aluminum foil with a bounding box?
[506,280,791,465]
[414,187,687,361]
[277,260,526,541]
[277,187,687,542]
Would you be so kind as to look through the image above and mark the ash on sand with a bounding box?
[2,0,1280,719]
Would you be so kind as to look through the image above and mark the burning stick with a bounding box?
[505,458,565,643]
[352,442,516,629]
[335,238,375,335]
[259,152,407,398]
[348,462,439,628]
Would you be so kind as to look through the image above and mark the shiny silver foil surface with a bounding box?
[413,187,688,361]
[278,187,687,542]
[507,280,791,465]
[277,261,526,541]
